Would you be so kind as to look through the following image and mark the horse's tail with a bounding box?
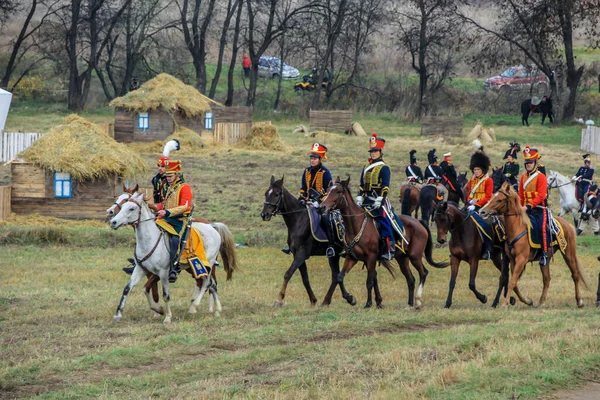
[379,259,396,279]
[401,187,412,215]
[211,222,238,280]
[575,257,589,290]
[419,219,450,269]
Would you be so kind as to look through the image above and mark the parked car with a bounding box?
[257,56,300,80]
[483,65,549,94]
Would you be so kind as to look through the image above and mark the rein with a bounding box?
[264,189,310,216]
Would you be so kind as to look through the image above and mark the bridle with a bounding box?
[547,173,572,193]
[322,184,368,217]
[121,198,157,228]
[263,187,305,216]
[111,193,132,214]
[433,206,469,233]
[491,189,523,217]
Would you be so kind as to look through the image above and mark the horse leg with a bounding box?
[209,279,222,317]
[364,270,374,309]
[160,278,173,324]
[298,262,318,306]
[143,274,164,316]
[468,258,487,304]
[561,246,585,308]
[337,257,359,304]
[445,256,461,308]
[189,275,211,314]
[275,250,308,307]
[538,263,551,307]
[396,255,415,308]
[491,253,509,308]
[373,270,384,309]
[114,267,146,322]
[504,255,532,307]
[409,254,429,310]
[322,255,356,307]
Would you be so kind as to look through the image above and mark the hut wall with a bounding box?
[309,110,352,132]
[174,112,204,135]
[420,116,464,137]
[0,186,10,220]
[11,162,120,219]
[212,107,253,144]
[133,110,174,142]
[114,109,135,142]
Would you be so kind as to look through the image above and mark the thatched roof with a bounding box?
[128,127,206,156]
[19,115,148,181]
[109,73,222,118]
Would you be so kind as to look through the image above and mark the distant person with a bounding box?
[130,77,140,91]
[242,54,251,78]
[598,73,600,93]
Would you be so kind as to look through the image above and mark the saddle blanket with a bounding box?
[157,219,210,271]
[527,218,567,253]
[307,206,328,242]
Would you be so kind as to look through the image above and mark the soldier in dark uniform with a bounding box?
[405,149,423,186]
[577,183,600,236]
[440,152,459,200]
[502,142,520,192]
[424,148,448,201]
[356,133,399,260]
[572,154,594,208]
[282,143,336,256]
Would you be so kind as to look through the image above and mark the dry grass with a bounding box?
[109,73,222,118]
[240,125,287,151]
[18,114,148,181]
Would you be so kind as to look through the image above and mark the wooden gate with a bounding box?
[581,126,600,155]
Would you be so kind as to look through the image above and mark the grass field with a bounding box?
[2,106,600,398]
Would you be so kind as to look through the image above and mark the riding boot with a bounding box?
[123,258,135,275]
[281,244,291,254]
[168,235,181,283]
[323,216,336,258]
[382,237,396,261]
[481,239,492,260]
[539,251,548,267]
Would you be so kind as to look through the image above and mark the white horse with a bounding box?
[109,191,238,323]
[547,170,580,226]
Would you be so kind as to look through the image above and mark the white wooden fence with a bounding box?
[1,132,43,163]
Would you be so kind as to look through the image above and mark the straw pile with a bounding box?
[128,127,206,155]
[19,115,148,181]
[109,73,222,118]
[346,122,367,136]
[240,125,285,151]
[466,121,496,144]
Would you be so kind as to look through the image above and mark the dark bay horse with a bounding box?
[400,183,420,218]
[480,182,587,307]
[419,185,440,224]
[261,176,356,307]
[433,201,510,308]
[320,177,450,309]
[444,172,468,205]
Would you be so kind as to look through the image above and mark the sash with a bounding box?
[524,171,539,189]
[407,166,418,179]
[427,165,439,179]
[363,161,385,174]
[470,176,487,199]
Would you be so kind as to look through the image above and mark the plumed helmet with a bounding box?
[427,149,438,164]
[583,153,591,163]
[157,139,181,167]
[469,149,491,175]
[522,145,541,163]
[369,132,386,152]
[409,149,417,164]
[309,142,327,159]
[504,141,520,159]
[164,159,182,176]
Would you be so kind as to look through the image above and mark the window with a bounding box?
[54,172,72,198]
[204,112,213,130]
[138,112,149,130]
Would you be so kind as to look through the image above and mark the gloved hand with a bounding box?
[469,199,476,205]
[373,196,384,209]
[578,177,582,181]
[355,195,364,206]
[299,198,306,205]
[467,205,476,212]
[312,201,319,208]
[571,176,577,182]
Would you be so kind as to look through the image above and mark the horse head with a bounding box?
[106,184,139,220]
[320,176,352,214]
[261,175,285,221]
[433,201,450,244]
[110,191,145,229]
[491,166,506,192]
[479,181,515,217]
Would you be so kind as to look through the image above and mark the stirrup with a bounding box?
[326,247,335,258]
[539,252,548,267]
[482,250,491,260]
[281,244,291,255]
[123,265,135,275]
[381,251,395,261]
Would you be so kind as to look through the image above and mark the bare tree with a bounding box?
[225,0,243,106]
[394,0,465,118]
[458,0,600,120]
[208,0,240,99]
[178,0,217,93]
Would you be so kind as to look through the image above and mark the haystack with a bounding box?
[19,114,148,181]
[109,73,222,118]
[240,125,285,151]
[304,130,334,142]
[346,122,367,136]
[128,127,206,155]
[465,120,495,144]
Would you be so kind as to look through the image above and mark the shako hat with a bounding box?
[523,145,541,163]
[309,142,327,159]
[164,159,182,176]
[369,133,385,152]
[157,139,180,167]
[427,149,438,164]
[409,149,417,164]
[583,153,591,162]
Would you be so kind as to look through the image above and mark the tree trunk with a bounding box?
[209,0,237,99]
[0,0,37,89]
[273,31,285,110]
[225,0,243,106]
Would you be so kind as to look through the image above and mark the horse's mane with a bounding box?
[549,170,570,185]
[502,183,531,227]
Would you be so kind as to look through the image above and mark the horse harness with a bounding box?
[124,197,164,272]
[495,189,528,250]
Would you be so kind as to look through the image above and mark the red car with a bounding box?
[484,65,549,94]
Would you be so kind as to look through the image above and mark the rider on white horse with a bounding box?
[572,154,594,209]
[576,183,600,236]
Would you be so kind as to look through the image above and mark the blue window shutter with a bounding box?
[54,172,72,198]
[138,112,149,130]
[204,112,213,130]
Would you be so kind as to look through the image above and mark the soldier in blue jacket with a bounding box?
[572,154,594,208]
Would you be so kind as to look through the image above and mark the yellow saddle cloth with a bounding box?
[527,218,568,253]
[179,227,209,267]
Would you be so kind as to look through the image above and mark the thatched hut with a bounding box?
[10,115,147,219]
[110,73,223,143]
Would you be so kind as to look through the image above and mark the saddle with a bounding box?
[526,216,567,253]
[306,206,328,242]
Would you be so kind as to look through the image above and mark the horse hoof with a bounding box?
[320,301,331,307]
[188,307,197,314]
[577,300,584,309]
[214,311,221,318]
[480,295,488,304]
[376,304,384,309]
[273,301,284,308]
[415,301,423,310]
[444,303,451,309]
[350,296,357,306]
[364,303,372,309]
[509,297,516,306]
[527,299,534,307]
[112,315,122,323]
[596,301,600,307]
[163,317,172,324]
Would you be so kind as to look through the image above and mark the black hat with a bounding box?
[583,154,591,162]
[427,149,438,164]
[410,149,417,164]
[504,141,520,159]
[470,149,491,175]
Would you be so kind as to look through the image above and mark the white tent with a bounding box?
[0,88,12,132]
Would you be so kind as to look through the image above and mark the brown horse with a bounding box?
[433,201,510,308]
[320,177,450,309]
[400,183,420,218]
[479,182,587,307]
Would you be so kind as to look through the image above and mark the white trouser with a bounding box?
[578,216,599,233]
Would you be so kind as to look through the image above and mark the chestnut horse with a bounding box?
[433,201,510,308]
[479,182,587,307]
[400,183,420,218]
[320,177,450,309]
[261,176,356,307]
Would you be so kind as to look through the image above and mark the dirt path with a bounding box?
[546,381,600,399]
